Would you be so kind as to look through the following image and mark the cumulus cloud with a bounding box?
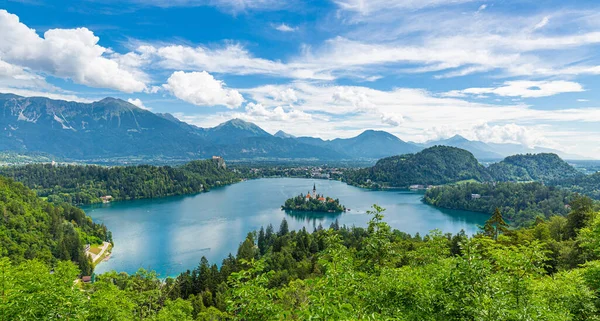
[332,87,376,111]
[0,10,146,93]
[380,113,403,126]
[163,71,244,108]
[273,23,297,32]
[244,102,311,121]
[127,98,150,110]
[426,122,552,148]
[444,80,584,98]
[471,123,550,148]
[0,57,92,102]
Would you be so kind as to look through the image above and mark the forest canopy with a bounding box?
[0,176,108,276]
[3,204,600,320]
[0,158,239,205]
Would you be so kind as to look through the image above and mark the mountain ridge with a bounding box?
[0,94,589,162]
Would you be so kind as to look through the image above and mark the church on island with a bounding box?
[305,184,331,203]
[282,184,346,212]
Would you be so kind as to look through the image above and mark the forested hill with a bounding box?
[488,153,582,182]
[344,146,491,187]
[0,158,239,205]
[0,176,109,275]
[423,181,575,227]
[550,172,600,200]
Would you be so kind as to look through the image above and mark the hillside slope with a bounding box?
[488,153,583,182]
[344,146,491,187]
[0,175,109,274]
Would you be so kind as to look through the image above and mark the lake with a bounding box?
[84,178,486,277]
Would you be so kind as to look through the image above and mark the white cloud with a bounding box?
[477,4,487,12]
[0,57,93,102]
[332,87,376,111]
[0,87,93,102]
[0,10,146,93]
[138,43,334,80]
[534,16,550,30]
[127,98,150,110]
[471,123,550,148]
[334,0,476,15]
[444,80,584,98]
[243,102,312,121]
[577,99,589,102]
[381,113,403,126]
[126,0,289,12]
[273,23,297,32]
[163,71,244,108]
[170,80,600,157]
[426,122,552,148]
[119,8,600,83]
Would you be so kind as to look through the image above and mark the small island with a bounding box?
[282,184,346,213]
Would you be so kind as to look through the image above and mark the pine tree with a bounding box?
[257,227,266,255]
[278,218,289,236]
[482,208,509,240]
[237,233,257,261]
[265,224,274,246]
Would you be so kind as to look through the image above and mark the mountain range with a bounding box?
[0,94,588,162]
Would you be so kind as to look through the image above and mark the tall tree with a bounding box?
[278,218,289,236]
[257,227,266,255]
[566,195,595,239]
[482,208,509,240]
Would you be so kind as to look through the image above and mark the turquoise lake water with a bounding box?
[84,178,486,277]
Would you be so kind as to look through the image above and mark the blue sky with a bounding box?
[2,0,600,157]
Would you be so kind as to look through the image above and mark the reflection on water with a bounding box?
[284,209,343,224]
[84,178,486,277]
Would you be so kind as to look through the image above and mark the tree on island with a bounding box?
[281,193,346,213]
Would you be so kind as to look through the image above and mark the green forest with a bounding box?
[343,146,491,188]
[488,153,583,182]
[0,176,110,277]
[0,159,239,205]
[551,172,600,200]
[4,199,600,320]
[423,181,577,227]
[282,194,345,212]
[344,149,593,195]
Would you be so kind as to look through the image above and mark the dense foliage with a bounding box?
[344,146,491,188]
[488,153,583,182]
[5,202,600,320]
[551,172,600,200]
[423,181,576,227]
[0,159,239,205]
[282,194,345,212]
[0,176,109,276]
